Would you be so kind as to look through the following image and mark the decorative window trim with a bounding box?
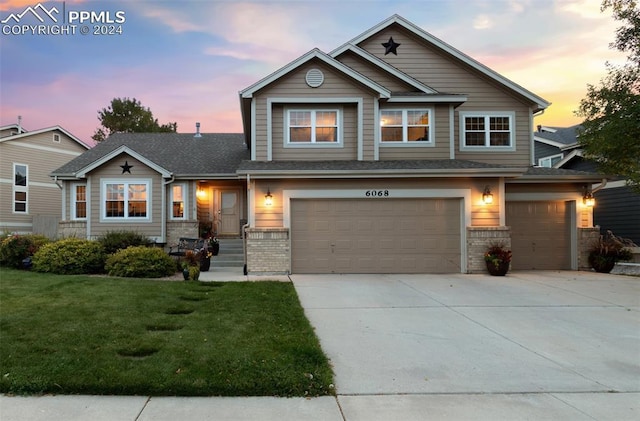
[283,107,343,148]
[170,183,187,220]
[379,108,434,146]
[538,153,563,168]
[459,111,516,151]
[13,163,28,214]
[71,183,87,220]
[100,179,151,222]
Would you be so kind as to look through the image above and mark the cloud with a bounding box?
[473,14,493,29]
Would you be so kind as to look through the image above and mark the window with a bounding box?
[13,164,27,213]
[171,184,185,219]
[73,184,87,219]
[460,112,515,150]
[287,109,339,144]
[380,109,432,143]
[53,134,60,143]
[538,154,563,168]
[103,181,149,219]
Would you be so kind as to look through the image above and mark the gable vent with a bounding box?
[305,69,324,88]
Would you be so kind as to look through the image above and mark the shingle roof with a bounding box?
[237,159,526,175]
[535,125,582,146]
[52,133,248,177]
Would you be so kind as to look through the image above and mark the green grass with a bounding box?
[0,269,334,397]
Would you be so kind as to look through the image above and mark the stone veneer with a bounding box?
[166,221,198,247]
[245,228,290,274]
[58,221,87,239]
[578,227,601,271]
[467,226,511,274]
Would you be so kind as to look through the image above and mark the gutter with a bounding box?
[592,178,608,194]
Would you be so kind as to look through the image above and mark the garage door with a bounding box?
[291,198,461,273]
[507,201,571,270]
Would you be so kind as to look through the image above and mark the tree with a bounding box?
[92,97,177,142]
[576,0,640,192]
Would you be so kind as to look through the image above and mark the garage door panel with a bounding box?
[291,198,461,273]
[507,201,571,270]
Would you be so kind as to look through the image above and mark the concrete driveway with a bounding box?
[292,271,640,420]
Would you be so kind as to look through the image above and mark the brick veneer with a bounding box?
[245,228,290,274]
[467,226,511,274]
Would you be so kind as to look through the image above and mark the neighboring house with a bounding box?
[535,125,640,244]
[52,14,604,274]
[0,123,90,237]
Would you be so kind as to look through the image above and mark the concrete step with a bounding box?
[213,239,244,267]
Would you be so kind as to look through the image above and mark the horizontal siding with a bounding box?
[86,153,163,238]
[358,26,535,167]
[0,133,86,231]
[594,186,640,244]
[378,104,451,160]
[337,52,416,92]
[271,103,358,160]
[253,178,500,229]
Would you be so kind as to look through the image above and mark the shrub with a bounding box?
[0,234,50,269]
[98,230,152,255]
[105,246,176,278]
[32,239,106,274]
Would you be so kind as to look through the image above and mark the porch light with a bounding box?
[583,188,595,207]
[264,188,273,206]
[482,186,494,204]
[196,188,206,199]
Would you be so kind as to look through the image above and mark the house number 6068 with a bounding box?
[365,190,389,197]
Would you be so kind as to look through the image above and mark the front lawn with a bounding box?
[0,269,334,396]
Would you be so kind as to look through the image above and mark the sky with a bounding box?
[0,0,628,145]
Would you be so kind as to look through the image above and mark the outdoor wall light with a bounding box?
[196,188,206,199]
[583,188,595,207]
[482,186,494,204]
[264,188,273,206]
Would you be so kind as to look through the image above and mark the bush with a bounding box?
[98,230,152,255]
[105,246,176,278]
[32,239,106,274]
[0,234,50,269]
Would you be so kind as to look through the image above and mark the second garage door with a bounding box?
[507,201,572,270]
[290,198,462,274]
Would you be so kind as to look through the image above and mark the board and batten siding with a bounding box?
[252,60,379,161]
[86,154,163,239]
[252,178,501,229]
[357,26,535,167]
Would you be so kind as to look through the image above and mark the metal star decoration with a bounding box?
[120,160,133,174]
[382,36,401,55]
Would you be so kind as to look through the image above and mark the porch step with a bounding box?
[214,239,244,267]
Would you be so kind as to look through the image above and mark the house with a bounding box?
[535,125,640,244]
[52,14,604,274]
[0,122,90,237]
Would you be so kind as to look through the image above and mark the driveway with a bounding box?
[292,271,640,420]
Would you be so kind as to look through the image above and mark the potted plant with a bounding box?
[208,236,220,256]
[484,243,512,276]
[588,230,635,273]
[183,250,201,280]
[199,247,213,272]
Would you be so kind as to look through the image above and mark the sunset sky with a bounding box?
[0,0,627,145]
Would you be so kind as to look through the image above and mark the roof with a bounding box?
[512,166,604,183]
[237,159,527,178]
[52,133,248,179]
[534,125,582,148]
[0,125,90,149]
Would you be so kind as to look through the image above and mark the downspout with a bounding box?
[162,175,175,245]
[591,178,608,194]
[243,174,251,275]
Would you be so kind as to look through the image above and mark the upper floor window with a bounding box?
[73,184,87,219]
[13,163,27,213]
[102,180,149,220]
[171,184,186,219]
[286,109,340,145]
[53,133,61,143]
[460,112,515,150]
[380,109,432,144]
[538,154,563,168]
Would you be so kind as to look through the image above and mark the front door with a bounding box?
[218,191,240,236]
